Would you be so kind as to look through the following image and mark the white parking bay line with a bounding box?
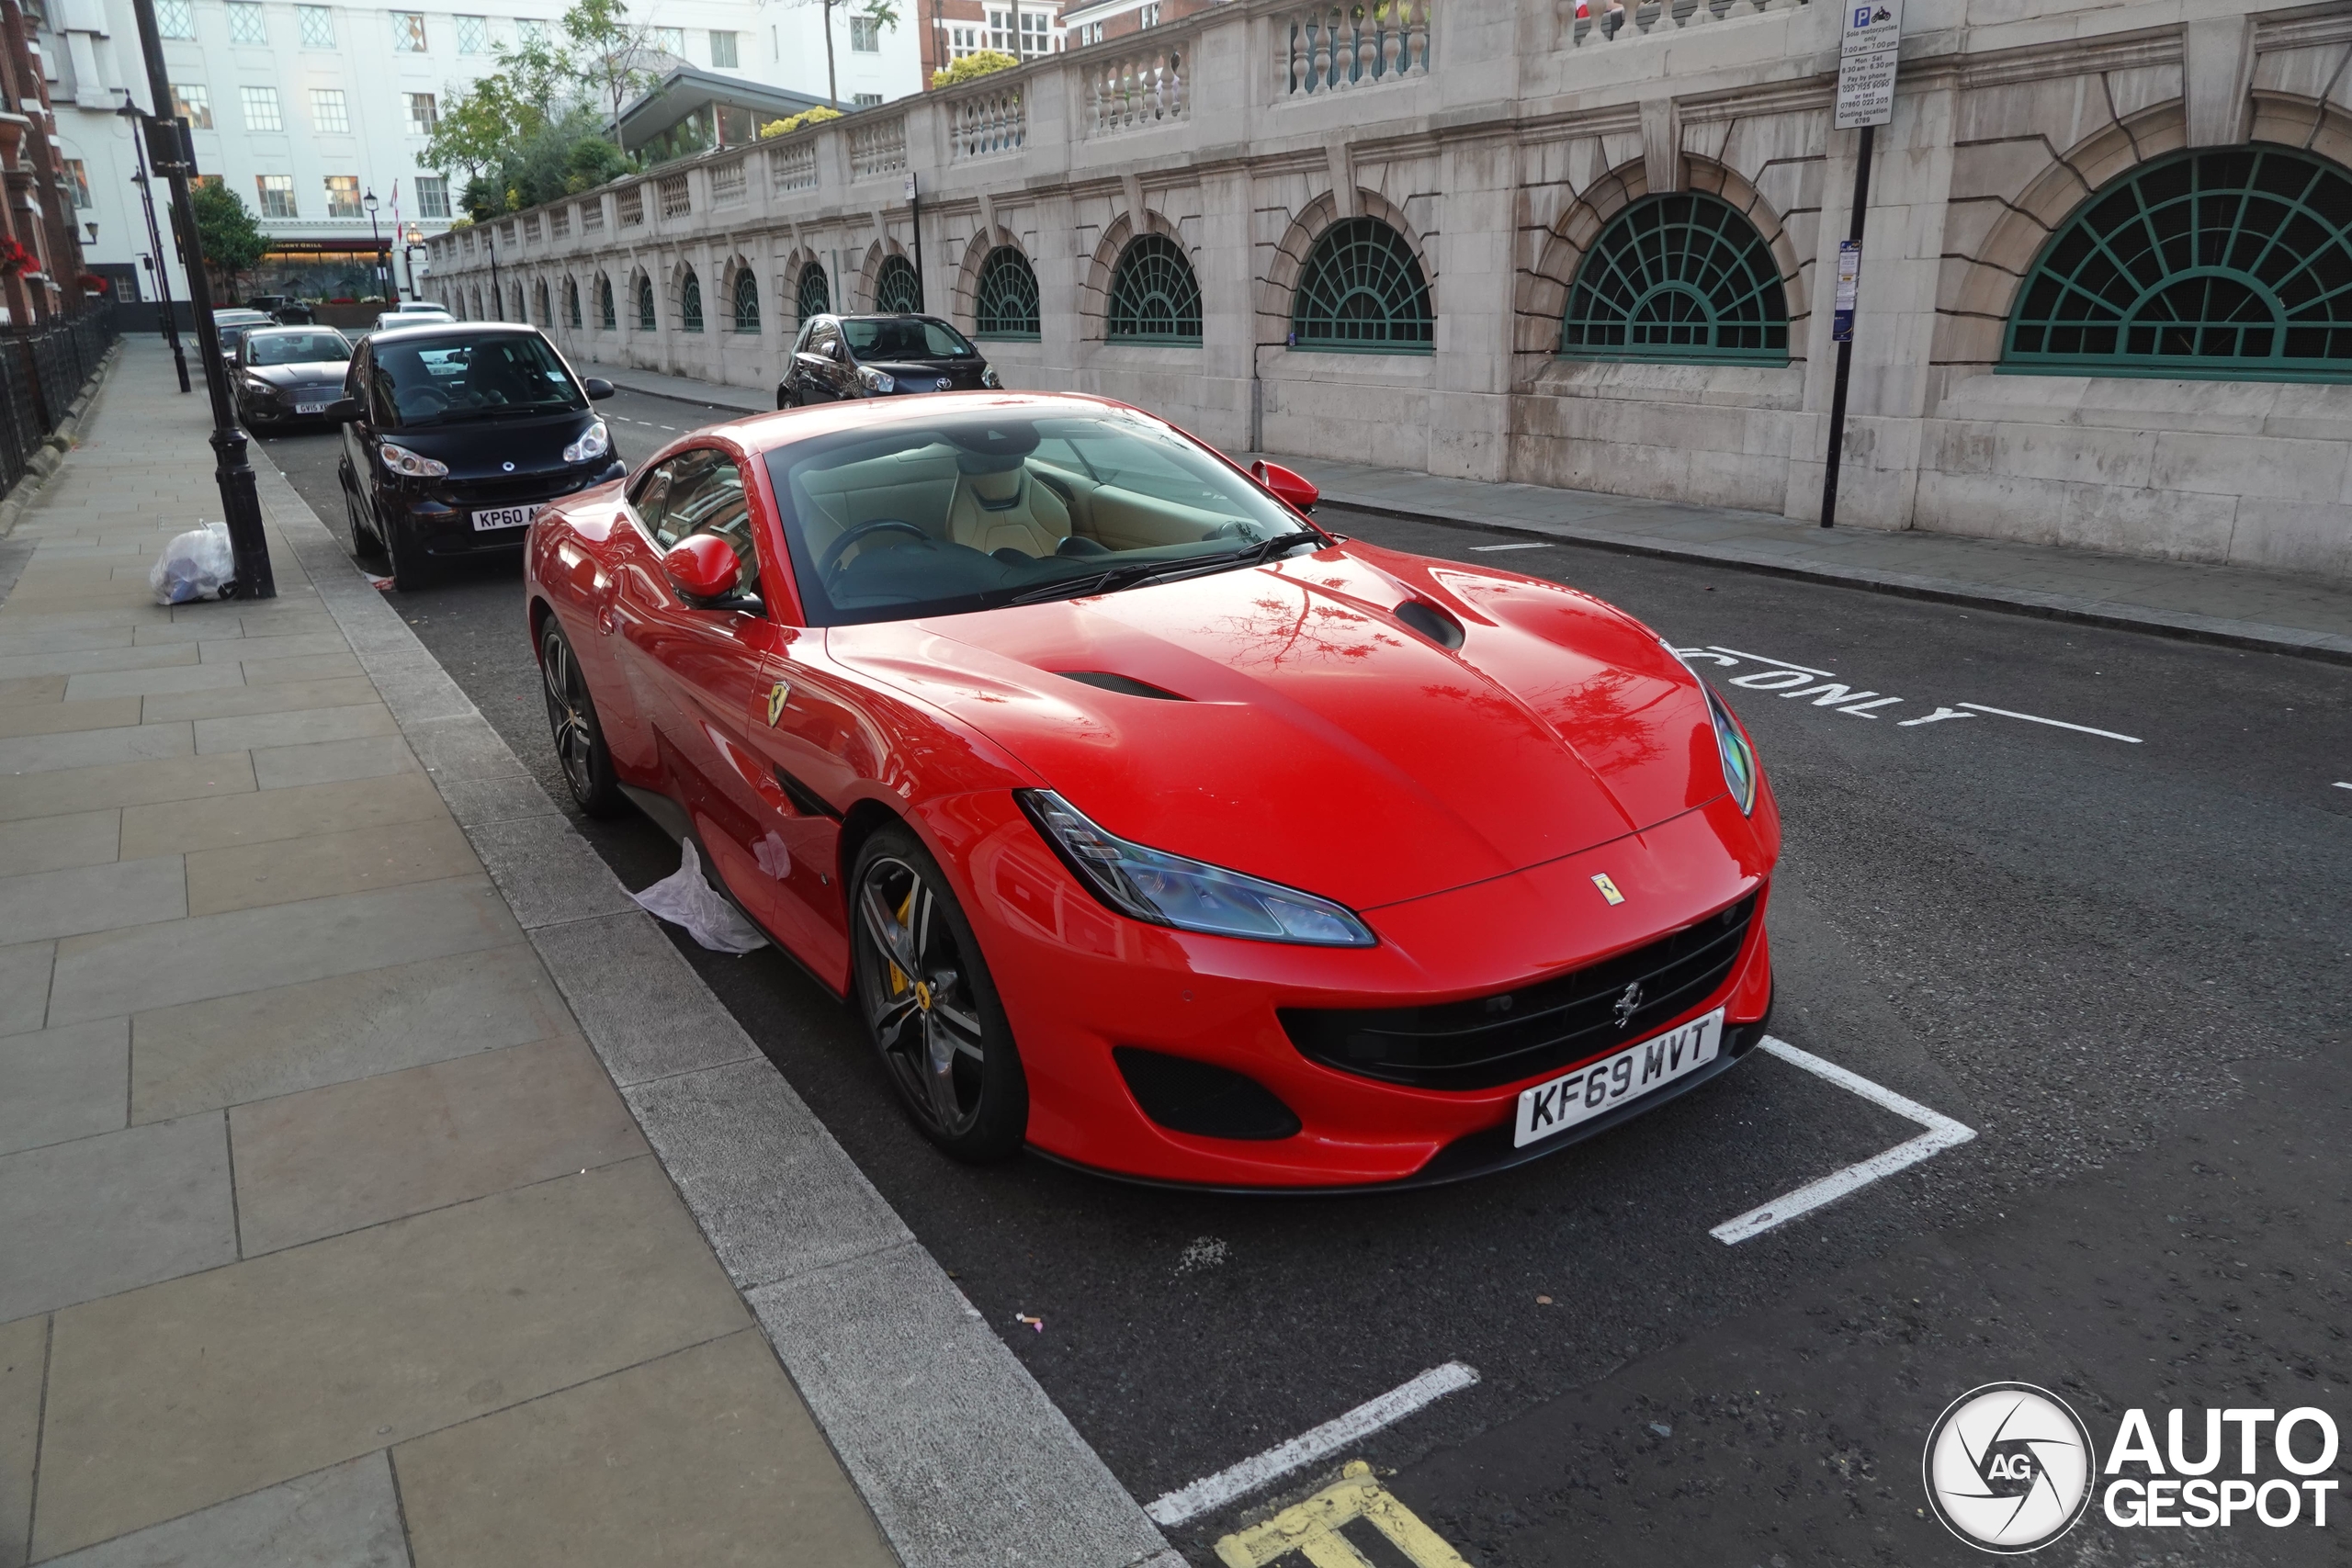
[1956,702,2142,743]
[1144,1362,1480,1528]
[1469,541,1556,552]
[1710,1038,1975,1246]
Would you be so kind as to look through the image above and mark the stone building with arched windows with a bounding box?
[426,0,2352,578]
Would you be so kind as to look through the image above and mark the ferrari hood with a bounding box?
[829,543,1730,912]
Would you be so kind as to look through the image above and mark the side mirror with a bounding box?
[582,377,615,400]
[662,534,742,604]
[1252,459,1319,514]
[325,398,362,423]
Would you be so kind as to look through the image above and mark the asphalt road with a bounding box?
[258,399,2352,1567]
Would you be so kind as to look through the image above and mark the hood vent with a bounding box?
[1057,671,1190,701]
[1393,600,1465,650]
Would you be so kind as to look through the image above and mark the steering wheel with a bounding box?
[818,518,930,579]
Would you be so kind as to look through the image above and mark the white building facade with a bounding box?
[40,0,920,306]
[428,0,2352,581]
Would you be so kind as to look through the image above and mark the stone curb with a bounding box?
[1301,481,2352,668]
[0,338,123,541]
[243,454,1182,1568]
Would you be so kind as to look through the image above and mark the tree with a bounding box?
[561,0,662,148]
[188,180,266,297]
[796,0,901,107]
[931,50,1017,89]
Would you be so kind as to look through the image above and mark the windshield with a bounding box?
[765,410,1316,627]
[843,318,976,360]
[247,331,351,367]
[366,333,586,429]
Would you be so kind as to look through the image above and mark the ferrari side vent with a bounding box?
[1057,671,1190,701]
[1114,1047,1301,1141]
[1393,600,1465,649]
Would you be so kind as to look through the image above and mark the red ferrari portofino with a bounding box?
[526,393,1779,1188]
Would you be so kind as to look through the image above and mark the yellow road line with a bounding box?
[1214,1461,1470,1568]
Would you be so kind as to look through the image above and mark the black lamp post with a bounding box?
[401,224,424,301]
[127,0,273,598]
[118,94,187,393]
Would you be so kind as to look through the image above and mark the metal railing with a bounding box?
[0,305,118,498]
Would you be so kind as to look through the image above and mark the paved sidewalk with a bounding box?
[0,344,897,1566]
[582,355,2352,661]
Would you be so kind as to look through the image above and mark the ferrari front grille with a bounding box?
[1279,894,1757,1091]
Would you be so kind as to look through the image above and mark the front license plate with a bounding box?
[471,504,537,532]
[294,401,327,415]
[1513,1007,1724,1147]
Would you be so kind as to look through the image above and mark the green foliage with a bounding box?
[930,49,1017,89]
[759,106,842,139]
[188,180,266,283]
[453,106,636,220]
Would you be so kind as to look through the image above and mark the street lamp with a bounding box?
[116,93,187,393]
[401,223,424,302]
[363,187,386,302]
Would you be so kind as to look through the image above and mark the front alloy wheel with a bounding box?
[852,828,1026,1160]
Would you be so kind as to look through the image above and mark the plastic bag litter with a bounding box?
[149,522,236,605]
[629,839,768,953]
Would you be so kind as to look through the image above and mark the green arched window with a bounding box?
[636,276,655,331]
[875,254,922,313]
[1291,217,1433,352]
[564,277,581,329]
[1105,232,1202,344]
[598,275,615,329]
[2005,145,2352,381]
[1560,193,1790,364]
[797,261,830,321]
[733,269,759,333]
[681,269,704,333]
[974,245,1039,339]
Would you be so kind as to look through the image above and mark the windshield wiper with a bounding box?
[1003,559,1172,606]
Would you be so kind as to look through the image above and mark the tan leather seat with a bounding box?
[946,468,1071,558]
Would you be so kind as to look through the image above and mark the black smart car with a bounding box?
[233,326,354,432]
[332,322,622,589]
[777,313,1001,408]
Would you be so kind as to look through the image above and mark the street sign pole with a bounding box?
[1819,0,1902,530]
[127,0,275,597]
[905,173,924,311]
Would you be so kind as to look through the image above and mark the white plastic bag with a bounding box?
[629,839,768,953]
[149,522,235,605]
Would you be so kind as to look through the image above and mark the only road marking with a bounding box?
[1148,1363,1478,1528]
[1214,1461,1471,1568]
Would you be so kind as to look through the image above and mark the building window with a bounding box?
[170,84,211,129]
[566,276,582,328]
[455,15,488,53]
[1290,217,1434,353]
[874,254,921,313]
[408,93,437,134]
[681,270,705,332]
[637,276,655,330]
[1559,193,1790,365]
[2005,145,2352,381]
[391,13,426,51]
[599,274,616,328]
[239,85,280,132]
[155,0,194,39]
[535,279,550,325]
[853,92,882,107]
[797,261,830,321]
[947,24,979,58]
[1078,22,1102,46]
[298,5,334,46]
[311,88,349,134]
[709,28,738,66]
[1022,9,1052,53]
[973,245,1039,338]
[324,175,362,218]
[851,15,879,51]
[226,3,266,45]
[654,26,684,54]
[414,176,449,219]
[1139,3,1161,27]
[255,173,297,218]
[518,18,546,45]
[1105,232,1202,344]
[63,159,92,208]
[733,268,759,332]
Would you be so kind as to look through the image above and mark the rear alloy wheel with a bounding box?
[851,827,1026,1160]
[537,619,626,817]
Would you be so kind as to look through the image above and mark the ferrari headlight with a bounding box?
[1016,789,1375,947]
[378,441,447,478]
[562,421,610,464]
[858,366,895,394]
[1704,682,1758,815]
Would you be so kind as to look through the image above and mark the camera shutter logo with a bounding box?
[1923,1382,2095,1553]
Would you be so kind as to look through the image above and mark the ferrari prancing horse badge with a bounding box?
[765,681,790,726]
